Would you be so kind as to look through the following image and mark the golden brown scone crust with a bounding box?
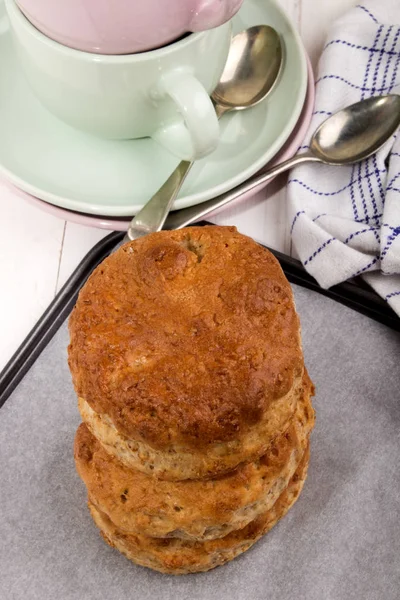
[77,371,304,480]
[75,378,314,540]
[88,445,310,575]
[69,226,304,457]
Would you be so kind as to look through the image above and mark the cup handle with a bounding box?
[151,70,219,161]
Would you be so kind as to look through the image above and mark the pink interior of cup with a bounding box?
[16,0,243,54]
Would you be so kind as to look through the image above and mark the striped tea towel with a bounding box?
[287,0,400,317]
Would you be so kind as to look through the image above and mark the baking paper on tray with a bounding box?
[0,285,399,600]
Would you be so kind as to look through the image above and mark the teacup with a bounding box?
[15,0,242,55]
[5,0,232,161]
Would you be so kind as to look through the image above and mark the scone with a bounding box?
[88,446,310,575]
[69,226,305,480]
[75,372,314,541]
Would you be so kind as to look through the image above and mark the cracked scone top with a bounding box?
[68,226,305,480]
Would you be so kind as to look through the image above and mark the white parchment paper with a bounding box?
[1,285,399,600]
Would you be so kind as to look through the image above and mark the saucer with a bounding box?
[10,54,315,231]
[0,0,307,217]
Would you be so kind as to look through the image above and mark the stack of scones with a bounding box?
[69,226,315,575]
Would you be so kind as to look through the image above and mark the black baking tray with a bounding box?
[0,223,398,406]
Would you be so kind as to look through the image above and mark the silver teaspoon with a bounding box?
[125,25,283,242]
[165,94,400,230]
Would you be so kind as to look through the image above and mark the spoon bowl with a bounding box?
[311,95,400,164]
[211,25,283,114]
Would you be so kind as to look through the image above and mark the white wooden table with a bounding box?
[0,0,355,370]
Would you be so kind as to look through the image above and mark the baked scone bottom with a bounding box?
[87,445,310,575]
[75,388,314,541]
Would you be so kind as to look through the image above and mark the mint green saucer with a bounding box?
[0,0,307,216]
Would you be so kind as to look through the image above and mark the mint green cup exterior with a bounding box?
[4,0,232,160]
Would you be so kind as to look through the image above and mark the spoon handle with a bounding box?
[124,103,230,242]
[165,151,319,230]
[126,160,193,241]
